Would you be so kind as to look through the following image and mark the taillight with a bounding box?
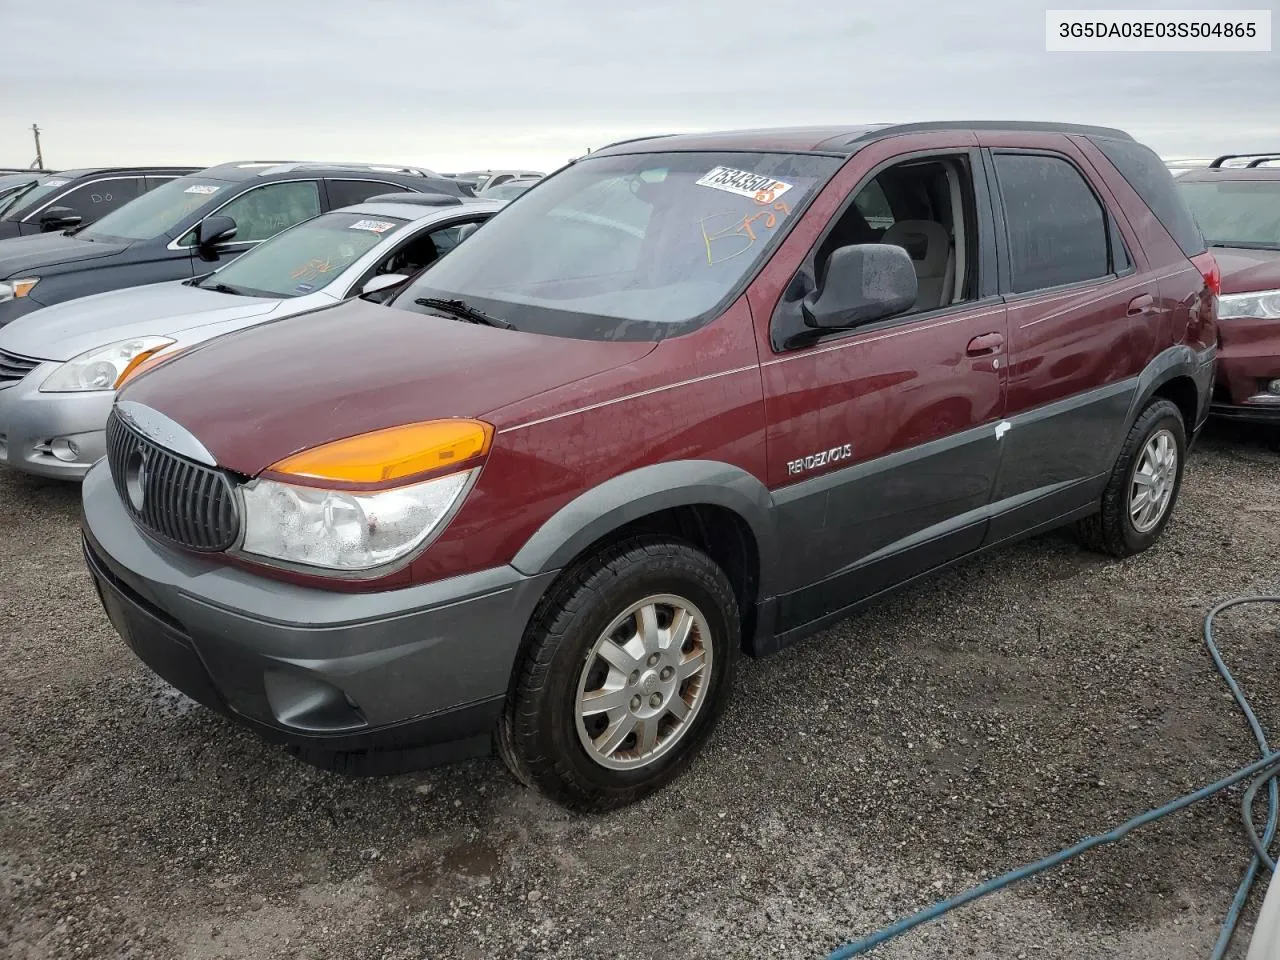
[1190,251,1221,297]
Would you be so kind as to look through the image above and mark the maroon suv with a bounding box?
[81,122,1219,811]
[1178,164,1280,422]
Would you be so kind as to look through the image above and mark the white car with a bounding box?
[0,193,501,479]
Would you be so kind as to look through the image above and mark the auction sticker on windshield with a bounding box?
[696,166,794,203]
[184,185,220,195]
[43,179,69,188]
[349,219,397,233]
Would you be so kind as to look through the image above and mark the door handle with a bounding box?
[1127,293,1155,316]
[965,332,1005,357]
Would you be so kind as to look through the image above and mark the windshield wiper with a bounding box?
[203,281,249,296]
[1209,241,1280,251]
[414,297,514,329]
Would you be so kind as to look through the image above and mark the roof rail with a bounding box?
[846,120,1134,146]
[1210,152,1280,168]
[1246,156,1280,168]
[592,134,675,152]
[257,161,442,178]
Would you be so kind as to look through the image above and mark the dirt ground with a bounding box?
[2,423,1279,960]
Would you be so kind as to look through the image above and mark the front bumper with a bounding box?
[1213,316,1280,424]
[80,460,557,764]
[0,361,112,479]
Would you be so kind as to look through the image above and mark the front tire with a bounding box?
[497,537,738,811]
[1077,398,1186,557]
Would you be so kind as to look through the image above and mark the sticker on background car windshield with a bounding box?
[349,219,396,233]
[295,282,315,293]
[695,166,794,203]
[184,185,220,195]
[43,179,69,187]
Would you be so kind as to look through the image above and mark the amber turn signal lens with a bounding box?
[114,345,183,389]
[270,419,494,483]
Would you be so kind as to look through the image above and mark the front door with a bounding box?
[755,142,1008,635]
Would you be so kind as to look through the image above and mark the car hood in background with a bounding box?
[0,231,128,277]
[0,280,280,361]
[1213,246,1280,296]
[117,297,657,477]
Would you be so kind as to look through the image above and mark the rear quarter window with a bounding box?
[1089,136,1207,258]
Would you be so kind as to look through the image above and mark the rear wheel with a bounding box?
[497,537,738,811]
[1077,398,1186,557]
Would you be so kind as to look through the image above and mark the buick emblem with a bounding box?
[124,448,149,512]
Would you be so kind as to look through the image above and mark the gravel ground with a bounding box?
[2,423,1279,960]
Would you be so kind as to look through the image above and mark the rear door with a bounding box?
[754,135,1009,635]
[979,134,1153,543]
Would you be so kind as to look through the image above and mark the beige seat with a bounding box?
[881,220,953,311]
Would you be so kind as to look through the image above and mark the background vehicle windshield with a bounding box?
[198,212,404,299]
[197,211,407,299]
[0,174,56,220]
[1178,180,1280,249]
[80,176,235,242]
[392,150,838,340]
[486,180,537,200]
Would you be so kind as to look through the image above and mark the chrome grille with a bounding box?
[0,349,40,388]
[105,410,240,552]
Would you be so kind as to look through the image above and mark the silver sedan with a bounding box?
[0,194,501,479]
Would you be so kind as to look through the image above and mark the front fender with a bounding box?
[509,459,782,597]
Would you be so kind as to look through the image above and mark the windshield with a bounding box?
[0,174,58,220]
[80,175,235,242]
[1178,180,1280,249]
[197,211,407,299]
[391,151,839,340]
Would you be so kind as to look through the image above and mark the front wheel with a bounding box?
[1077,398,1186,557]
[497,537,738,811]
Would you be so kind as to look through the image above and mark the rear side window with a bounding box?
[994,154,1109,293]
[1089,136,1207,257]
[326,179,408,209]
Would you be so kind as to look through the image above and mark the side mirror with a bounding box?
[454,222,481,243]
[802,243,917,329]
[360,273,409,297]
[196,215,238,254]
[40,206,82,231]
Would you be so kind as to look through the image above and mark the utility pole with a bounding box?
[31,123,44,170]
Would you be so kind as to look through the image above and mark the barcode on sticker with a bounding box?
[695,167,794,202]
[349,219,396,233]
[184,185,220,195]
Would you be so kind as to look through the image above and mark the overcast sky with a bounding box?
[2,0,1277,174]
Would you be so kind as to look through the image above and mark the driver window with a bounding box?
[818,156,976,315]
[370,218,489,282]
[214,181,321,244]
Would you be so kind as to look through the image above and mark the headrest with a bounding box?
[881,220,950,276]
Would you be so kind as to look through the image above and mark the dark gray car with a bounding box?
[0,161,469,328]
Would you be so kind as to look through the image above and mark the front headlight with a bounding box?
[237,418,493,573]
[40,337,175,393]
[1219,288,1280,320]
[0,277,39,303]
[239,470,476,572]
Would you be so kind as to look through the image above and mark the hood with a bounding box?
[0,231,126,276]
[1211,246,1280,295]
[118,298,657,477]
[0,280,281,361]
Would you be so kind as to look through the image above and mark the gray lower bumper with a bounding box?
[80,460,556,757]
[0,362,111,480]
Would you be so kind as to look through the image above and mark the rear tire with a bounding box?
[1077,398,1186,557]
[497,537,738,811]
